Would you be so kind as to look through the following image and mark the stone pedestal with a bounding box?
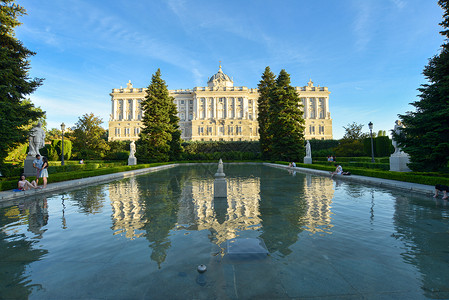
[128,157,137,166]
[24,156,37,177]
[214,159,227,198]
[214,178,227,198]
[303,157,312,164]
[390,154,411,172]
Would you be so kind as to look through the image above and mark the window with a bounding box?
[181,100,185,105]
[228,126,233,135]
[189,114,193,120]
[309,125,315,134]
[189,100,193,104]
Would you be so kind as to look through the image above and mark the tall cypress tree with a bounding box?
[257,66,276,160]
[137,69,175,162]
[396,0,449,171]
[0,1,44,169]
[267,69,305,162]
[167,98,183,161]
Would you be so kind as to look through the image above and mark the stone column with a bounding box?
[112,99,117,120]
[132,99,137,120]
[303,98,308,119]
[243,98,248,119]
[122,99,127,120]
[252,100,256,120]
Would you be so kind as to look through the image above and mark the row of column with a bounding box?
[193,97,256,120]
[303,97,329,119]
[112,99,141,121]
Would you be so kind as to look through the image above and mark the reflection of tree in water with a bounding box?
[259,167,308,257]
[0,199,49,299]
[342,181,365,198]
[68,185,107,214]
[392,194,449,297]
[138,168,182,268]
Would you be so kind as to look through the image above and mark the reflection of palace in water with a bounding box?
[109,177,147,239]
[300,174,334,234]
[108,171,335,244]
[179,177,263,246]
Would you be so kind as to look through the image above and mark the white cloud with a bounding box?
[352,2,372,51]
[391,0,406,9]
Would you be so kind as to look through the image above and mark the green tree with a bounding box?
[266,69,305,161]
[257,66,276,160]
[343,122,368,140]
[167,95,183,161]
[137,69,179,162]
[0,1,44,171]
[396,0,449,171]
[377,130,387,137]
[45,128,62,142]
[70,113,109,159]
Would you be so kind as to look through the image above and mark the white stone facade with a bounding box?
[108,66,333,141]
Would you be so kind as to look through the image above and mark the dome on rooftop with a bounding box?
[207,64,233,88]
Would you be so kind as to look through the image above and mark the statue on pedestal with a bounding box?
[392,120,405,155]
[129,141,136,158]
[304,140,312,164]
[305,140,311,158]
[390,120,411,172]
[28,122,45,156]
[128,141,137,166]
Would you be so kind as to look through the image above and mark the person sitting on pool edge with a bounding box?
[330,164,343,178]
[330,164,351,178]
[434,184,449,200]
[17,174,40,191]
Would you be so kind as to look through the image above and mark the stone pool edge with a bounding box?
[0,164,177,203]
[264,163,435,196]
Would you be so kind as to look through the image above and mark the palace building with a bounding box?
[108,65,332,142]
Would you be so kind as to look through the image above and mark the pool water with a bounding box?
[1,164,448,299]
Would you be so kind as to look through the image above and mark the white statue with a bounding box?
[305,140,311,158]
[28,121,45,156]
[129,141,136,158]
[392,120,404,155]
[217,159,224,174]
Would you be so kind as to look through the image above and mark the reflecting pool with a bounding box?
[1,164,448,299]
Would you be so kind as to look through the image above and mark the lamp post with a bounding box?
[61,122,65,166]
[368,121,374,163]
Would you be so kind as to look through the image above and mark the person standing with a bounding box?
[33,154,43,185]
[40,157,49,188]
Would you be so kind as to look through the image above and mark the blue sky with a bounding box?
[16,0,444,139]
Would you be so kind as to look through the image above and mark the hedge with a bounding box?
[0,162,170,191]
[182,141,261,154]
[314,157,390,163]
[277,161,449,186]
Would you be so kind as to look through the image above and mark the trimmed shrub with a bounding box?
[375,136,393,157]
[309,139,339,151]
[333,140,365,157]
